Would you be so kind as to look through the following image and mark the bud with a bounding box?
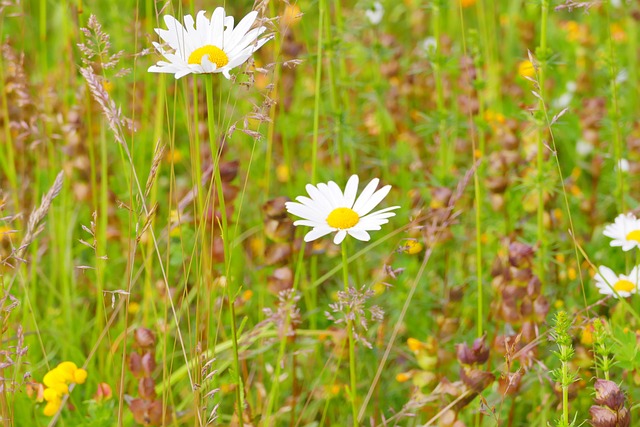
[508,242,534,267]
[456,336,490,365]
[141,352,156,377]
[459,366,494,393]
[134,328,156,350]
[589,405,618,427]
[262,196,289,219]
[94,383,112,402]
[129,352,143,378]
[138,377,156,400]
[594,379,625,410]
[498,370,523,396]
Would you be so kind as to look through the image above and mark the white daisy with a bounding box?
[603,213,640,251]
[365,2,384,25]
[148,8,272,80]
[285,175,399,245]
[594,265,639,298]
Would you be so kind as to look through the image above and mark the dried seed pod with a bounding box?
[219,160,239,182]
[498,370,523,396]
[129,352,143,378]
[262,196,290,219]
[456,336,490,365]
[459,366,494,393]
[138,377,156,400]
[589,405,620,427]
[594,379,626,410]
[141,352,156,377]
[267,266,293,294]
[134,328,156,350]
[264,242,292,265]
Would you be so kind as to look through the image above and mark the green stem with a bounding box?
[311,0,325,182]
[205,77,243,420]
[341,246,358,427]
[605,2,625,213]
[537,0,549,280]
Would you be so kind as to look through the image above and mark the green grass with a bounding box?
[1,0,640,426]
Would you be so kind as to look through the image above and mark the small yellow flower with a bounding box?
[402,239,423,255]
[74,369,88,384]
[43,388,61,402]
[372,282,386,296]
[460,0,476,7]
[242,289,254,302]
[610,23,626,42]
[165,148,183,163]
[329,384,342,395]
[102,79,114,93]
[518,60,536,78]
[581,323,594,345]
[282,3,302,27]
[43,401,62,417]
[407,337,425,352]
[396,372,412,383]
[276,163,290,183]
[128,301,140,314]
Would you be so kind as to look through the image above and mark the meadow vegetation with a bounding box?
[1,0,640,425]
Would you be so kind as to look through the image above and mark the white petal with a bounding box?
[225,11,258,52]
[333,230,348,245]
[209,7,225,48]
[294,219,325,227]
[286,203,326,222]
[327,181,346,206]
[307,184,334,209]
[304,227,334,242]
[354,185,392,216]
[352,178,380,213]
[195,11,209,46]
[225,26,267,57]
[201,55,218,72]
[343,175,359,208]
[348,229,371,241]
[174,68,194,79]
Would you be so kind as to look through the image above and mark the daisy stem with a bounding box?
[536,0,549,281]
[311,0,324,182]
[341,245,358,427]
[604,1,625,214]
[205,77,244,420]
[432,1,449,182]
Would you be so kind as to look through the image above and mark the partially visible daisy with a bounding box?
[365,2,384,25]
[616,158,630,173]
[148,8,272,79]
[285,175,399,245]
[603,213,640,251]
[594,265,639,298]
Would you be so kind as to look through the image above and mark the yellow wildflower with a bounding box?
[282,3,302,27]
[518,60,535,78]
[402,239,423,255]
[396,372,412,383]
[43,401,62,417]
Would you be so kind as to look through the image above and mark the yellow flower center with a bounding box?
[614,279,635,293]
[188,45,229,68]
[326,207,359,229]
[626,229,640,243]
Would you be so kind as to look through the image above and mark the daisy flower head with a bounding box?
[594,265,639,298]
[148,8,272,79]
[602,213,640,251]
[285,175,400,245]
[365,2,384,25]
